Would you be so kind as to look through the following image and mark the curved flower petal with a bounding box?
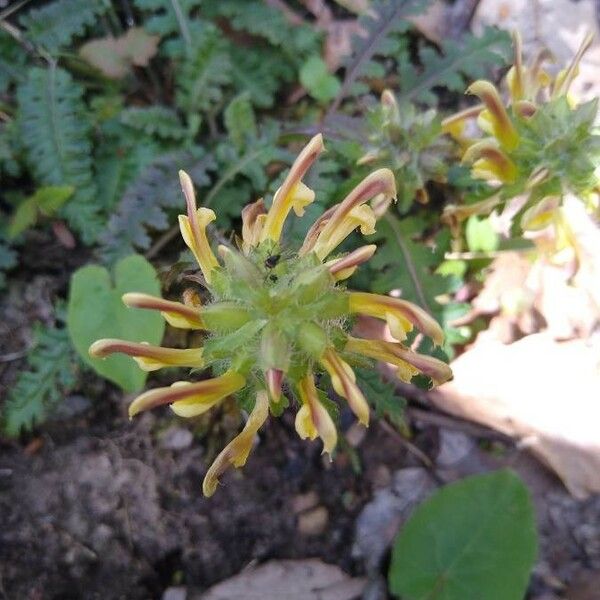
[462,140,518,183]
[521,196,560,231]
[122,292,205,330]
[203,390,269,497]
[241,198,267,253]
[260,134,324,243]
[89,338,204,372]
[179,170,220,283]
[506,31,525,102]
[295,373,337,455]
[320,348,369,426]
[326,244,377,281]
[552,32,594,99]
[466,80,519,150]
[313,204,377,260]
[346,336,453,387]
[310,169,396,259]
[348,292,444,347]
[128,370,245,418]
[441,104,485,147]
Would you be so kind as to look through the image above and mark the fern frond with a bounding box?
[204,0,319,53]
[19,0,106,54]
[99,148,216,263]
[229,46,294,108]
[17,66,100,243]
[224,93,257,151]
[0,30,27,93]
[2,318,78,436]
[175,29,232,116]
[120,106,188,140]
[134,0,203,56]
[355,367,406,427]
[94,136,162,212]
[398,28,511,105]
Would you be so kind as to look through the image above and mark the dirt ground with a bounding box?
[2,390,600,600]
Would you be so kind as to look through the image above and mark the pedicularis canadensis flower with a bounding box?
[89,134,452,496]
[442,32,600,238]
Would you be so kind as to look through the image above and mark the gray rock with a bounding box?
[352,468,437,574]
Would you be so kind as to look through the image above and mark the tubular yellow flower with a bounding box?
[308,168,396,259]
[89,338,204,371]
[295,373,337,456]
[466,80,519,150]
[345,336,453,387]
[552,32,594,99]
[178,170,220,283]
[462,140,518,183]
[203,390,269,497]
[441,195,501,238]
[326,244,377,281]
[348,292,444,347]
[128,370,245,418]
[320,348,370,426]
[260,134,324,243]
[122,292,205,330]
[521,196,560,231]
[506,31,525,102]
[241,198,267,253]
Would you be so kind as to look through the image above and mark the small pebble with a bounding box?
[297,506,329,536]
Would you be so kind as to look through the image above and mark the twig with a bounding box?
[407,407,514,443]
[379,419,434,468]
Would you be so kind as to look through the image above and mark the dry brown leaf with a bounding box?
[198,559,365,600]
[79,28,159,79]
[432,332,600,498]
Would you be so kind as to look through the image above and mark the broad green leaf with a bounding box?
[466,215,499,252]
[300,55,341,103]
[67,254,165,392]
[8,185,74,238]
[389,469,538,600]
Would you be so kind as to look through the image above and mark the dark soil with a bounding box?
[0,394,414,600]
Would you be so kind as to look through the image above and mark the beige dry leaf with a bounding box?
[79,28,159,79]
[199,559,365,600]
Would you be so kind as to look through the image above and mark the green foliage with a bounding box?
[300,56,341,104]
[17,66,100,242]
[120,106,188,140]
[99,149,216,263]
[389,470,538,600]
[175,28,232,116]
[335,0,433,101]
[19,0,106,54]
[355,367,405,427]
[224,93,258,151]
[398,28,511,105]
[0,30,27,93]
[134,0,203,56]
[2,313,78,436]
[8,185,74,238]
[67,254,165,392]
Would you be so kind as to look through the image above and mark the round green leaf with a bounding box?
[67,254,165,392]
[389,469,538,600]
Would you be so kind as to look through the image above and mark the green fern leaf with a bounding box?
[120,106,188,140]
[134,0,203,56]
[17,66,101,243]
[0,30,27,93]
[99,148,216,263]
[398,27,511,105]
[175,29,232,116]
[355,367,406,427]
[19,0,106,54]
[224,93,257,151]
[2,318,78,436]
